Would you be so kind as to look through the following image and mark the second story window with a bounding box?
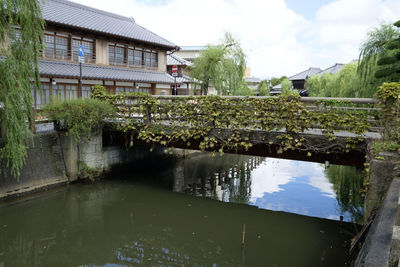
[134,48,143,66]
[109,44,125,66]
[72,37,94,63]
[42,32,96,63]
[109,43,157,69]
[151,52,158,68]
[144,50,151,68]
[44,33,70,60]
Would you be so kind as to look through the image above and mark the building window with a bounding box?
[44,33,70,60]
[53,84,78,101]
[31,83,50,109]
[55,36,69,60]
[44,34,54,58]
[151,52,158,68]
[109,43,157,69]
[127,48,134,66]
[109,44,125,66]
[81,86,91,99]
[134,48,143,66]
[144,51,151,68]
[73,37,94,63]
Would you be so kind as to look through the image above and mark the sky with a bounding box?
[70,0,400,79]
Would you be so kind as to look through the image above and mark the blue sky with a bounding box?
[72,0,400,78]
[286,0,333,18]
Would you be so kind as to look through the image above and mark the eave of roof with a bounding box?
[39,60,175,84]
[42,0,177,50]
[167,54,192,66]
[289,67,322,81]
[317,63,345,75]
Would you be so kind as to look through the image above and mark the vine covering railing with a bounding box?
[92,86,383,155]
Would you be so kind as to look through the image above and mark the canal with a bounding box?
[0,151,363,266]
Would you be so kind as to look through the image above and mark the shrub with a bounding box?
[42,98,116,142]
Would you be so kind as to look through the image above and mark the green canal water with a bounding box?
[0,152,363,266]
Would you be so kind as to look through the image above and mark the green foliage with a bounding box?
[190,32,246,96]
[270,76,288,87]
[280,78,293,94]
[375,82,400,100]
[42,98,116,142]
[375,82,400,140]
[308,63,362,97]
[258,80,269,96]
[375,21,400,81]
[358,23,399,78]
[0,0,44,177]
[93,90,374,155]
[326,165,364,224]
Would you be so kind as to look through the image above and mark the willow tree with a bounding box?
[0,0,44,177]
[358,23,400,96]
[190,32,246,95]
[375,20,400,80]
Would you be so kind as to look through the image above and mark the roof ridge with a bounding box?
[47,0,132,23]
[289,67,321,79]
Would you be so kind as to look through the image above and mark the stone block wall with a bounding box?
[0,133,68,200]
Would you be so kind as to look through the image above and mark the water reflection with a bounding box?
[0,181,354,267]
[326,165,364,224]
[0,152,363,266]
[171,153,363,223]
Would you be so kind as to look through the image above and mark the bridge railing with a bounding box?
[112,94,382,138]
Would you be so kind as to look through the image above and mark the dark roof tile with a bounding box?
[42,0,177,49]
[39,60,175,84]
[289,67,322,80]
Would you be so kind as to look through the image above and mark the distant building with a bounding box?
[270,83,282,95]
[174,46,218,95]
[289,67,322,90]
[271,63,345,96]
[166,54,194,95]
[245,77,261,94]
[244,67,261,94]
[174,46,207,63]
[317,63,345,75]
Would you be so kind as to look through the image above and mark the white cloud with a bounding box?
[70,0,400,78]
[249,158,336,203]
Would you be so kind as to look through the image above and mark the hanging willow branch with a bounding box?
[0,0,44,177]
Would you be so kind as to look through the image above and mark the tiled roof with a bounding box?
[42,0,177,49]
[180,46,207,51]
[176,74,191,84]
[272,83,282,90]
[39,60,175,84]
[289,67,322,80]
[245,77,261,83]
[167,54,192,66]
[317,63,345,75]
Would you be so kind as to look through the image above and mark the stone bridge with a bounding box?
[104,94,383,167]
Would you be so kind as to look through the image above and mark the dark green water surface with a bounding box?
[0,153,362,267]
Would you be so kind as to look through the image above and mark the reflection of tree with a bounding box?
[228,161,252,204]
[325,165,364,224]
[182,154,264,205]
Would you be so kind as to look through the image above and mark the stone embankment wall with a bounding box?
[356,153,400,267]
[0,129,158,200]
[0,133,68,200]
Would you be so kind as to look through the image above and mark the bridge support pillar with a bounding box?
[173,159,185,193]
[59,132,79,182]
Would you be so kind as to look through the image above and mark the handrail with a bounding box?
[123,95,379,105]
